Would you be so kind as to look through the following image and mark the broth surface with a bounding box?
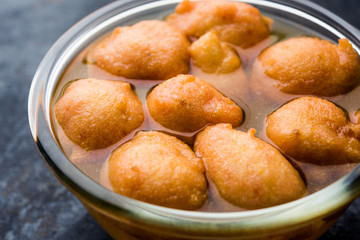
[51,14,360,212]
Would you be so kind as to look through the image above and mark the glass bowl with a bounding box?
[28,0,360,239]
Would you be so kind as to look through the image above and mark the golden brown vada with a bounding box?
[252,37,360,98]
[107,131,208,210]
[88,20,190,80]
[54,78,144,150]
[147,74,243,132]
[194,124,306,209]
[189,31,241,74]
[266,97,360,165]
[166,0,271,48]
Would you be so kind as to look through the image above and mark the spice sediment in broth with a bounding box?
[51,13,360,212]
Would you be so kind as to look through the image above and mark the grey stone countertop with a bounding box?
[1,0,359,239]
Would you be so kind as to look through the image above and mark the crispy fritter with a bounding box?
[107,131,208,210]
[194,124,306,209]
[88,20,190,80]
[54,78,144,150]
[147,74,243,132]
[266,97,360,165]
[252,37,360,99]
[166,0,271,48]
[190,31,241,74]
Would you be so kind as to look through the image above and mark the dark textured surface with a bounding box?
[0,0,359,239]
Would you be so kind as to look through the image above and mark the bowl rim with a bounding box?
[28,0,360,235]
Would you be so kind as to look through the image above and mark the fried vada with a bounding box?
[252,37,360,99]
[54,78,144,150]
[106,131,208,210]
[190,31,242,74]
[166,0,271,48]
[194,123,306,209]
[88,20,190,80]
[266,97,360,165]
[147,74,243,132]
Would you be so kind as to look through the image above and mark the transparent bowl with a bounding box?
[28,0,360,239]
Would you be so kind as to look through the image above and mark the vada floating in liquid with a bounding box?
[88,20,190,80]
[252,37,360,101]
[147,74,243,132]
[266,97,360,165]
[190,31,242,74]
[166,0,271,48]
[54,78,144,150]
[194,123,306,209]
[105,131,208,210]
